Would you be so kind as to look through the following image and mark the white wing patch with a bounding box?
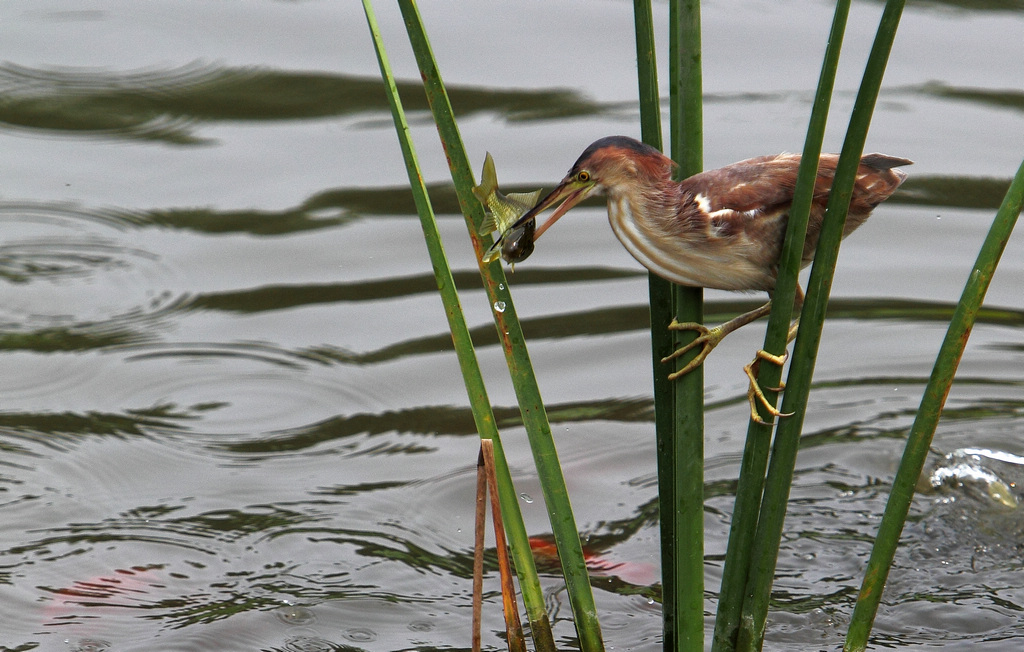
[694,192,760,221]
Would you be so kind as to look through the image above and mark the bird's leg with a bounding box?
[745,286,805,425]
[662,300,774,380]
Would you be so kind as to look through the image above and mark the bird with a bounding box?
[502,135,910,422]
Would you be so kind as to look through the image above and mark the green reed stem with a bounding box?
[665,2,706,651]
[711,2,851,650]
[361,4,556,650]
[633,1,689,650]
[394,2,602,650]
[844,157,1024,652]
[736,2,906,649]
[632,1,670,456]
[634,0,662,152]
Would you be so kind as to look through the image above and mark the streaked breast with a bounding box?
[605,194,778,291]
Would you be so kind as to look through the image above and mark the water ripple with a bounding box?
[0,200,180,335]
[0,61,622,144]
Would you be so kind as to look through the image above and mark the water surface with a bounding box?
[1,2,1023,650]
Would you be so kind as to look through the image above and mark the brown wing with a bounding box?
[681,153,804,214]
[666,155,805,289]
[681,152,911,215]
[849,153,912,212]
[801,153,911,263]
[675,152,911,279]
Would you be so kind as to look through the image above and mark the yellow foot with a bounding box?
[743,349,795,425]
[661,320,726,380]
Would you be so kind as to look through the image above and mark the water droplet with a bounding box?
[343,627,378,643]
[493,300,506,313]
[69,640,111,652]
[520,493,533,503]
[283,635,334,652]
[275,604,316,625]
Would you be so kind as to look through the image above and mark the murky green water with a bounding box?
[1,2,1023,650]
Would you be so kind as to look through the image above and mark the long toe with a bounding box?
[666,353,708,381]
[743,353,794,425]
[663,324,725,379]
[661,323,711,364]
[667,319,706,333]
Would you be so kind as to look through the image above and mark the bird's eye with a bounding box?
[577,171,591,182]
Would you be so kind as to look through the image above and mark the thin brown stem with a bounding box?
[473,448,487,652]
[482,440,527,652]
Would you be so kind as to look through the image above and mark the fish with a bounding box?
[495,219,536,265]
[472,152,542,267]
[528,536,658,586]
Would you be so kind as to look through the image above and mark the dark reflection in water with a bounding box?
[295,298,1024,368]
[899,0,1024,12]
[138,204,354,236]
[128,174,1024,235]
[0,323,150,352]
[896,175,1014,210]
[915,80,1024,113]
[0,404,192,440]
[215,397,653,456]
[0,62,617,144]
[4,58,1020,157]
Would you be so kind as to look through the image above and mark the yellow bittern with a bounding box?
[503,136,910,421]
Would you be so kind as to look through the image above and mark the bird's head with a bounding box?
[512,135,675,240]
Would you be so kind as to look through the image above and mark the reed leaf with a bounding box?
[393,2,602,650]
[361,3,556,650]
[631,0,670,478]
[736,1,907,649]
[633,0,662,150]
[843,158,1024,652]
[633,1,702,647]
[632,2,683,650]
[665,2,706,650]
[711,1,852,649]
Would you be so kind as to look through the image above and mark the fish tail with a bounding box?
[471,152,498,203]
[472,152,501,234]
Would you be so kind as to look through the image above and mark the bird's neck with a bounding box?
[603,179,710,286]
[605,175,686,236]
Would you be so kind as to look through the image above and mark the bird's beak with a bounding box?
[511,179,597,241]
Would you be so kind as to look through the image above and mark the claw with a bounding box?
[662,320,727,380]
[744,349,794,425]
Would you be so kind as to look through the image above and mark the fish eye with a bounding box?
[577,170,591,182]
